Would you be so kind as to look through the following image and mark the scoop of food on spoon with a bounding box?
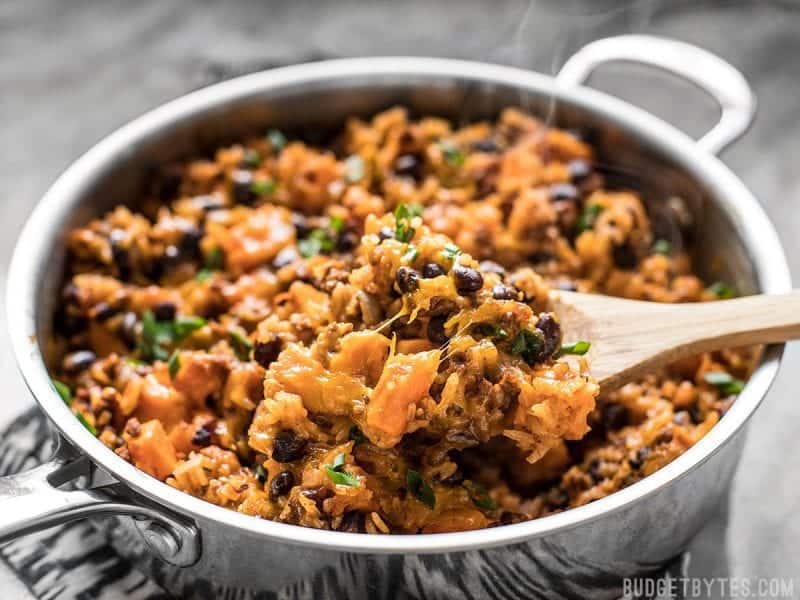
[551,289,800,391]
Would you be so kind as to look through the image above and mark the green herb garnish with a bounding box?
[243,149,262,168]
[138,311,206,362]
[230,330,253,362]
[349,425,366,446]
[205,246,225,271]
[406,469,435,509]
[53,379,72,405]
[394,203,423,243]
[403,245,419,263]
[267,129,287,153]
[298,217,344,258]
[344,155,365,183]
[704,372,745,395]
[76,412,98,436]
[473,323,508,340]
[576,203,603,234]
[464,480,496,510]
[325,453,360,487]
[168,350,181,379]
[558,340,592,357]
[255,464,268,484]
[652,239,672,256]
[511,329,544,366]
[708,281,735,299]
[441,242,462,260]
[195,269,214,282]
[437,141,465,167]
[251,179,277,196]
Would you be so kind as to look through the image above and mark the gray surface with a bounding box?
[0,0,798,594]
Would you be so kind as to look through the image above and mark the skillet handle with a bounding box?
[0,441,200,567]
[557,35,756,156]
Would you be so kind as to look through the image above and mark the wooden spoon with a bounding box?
[551,290,800,390]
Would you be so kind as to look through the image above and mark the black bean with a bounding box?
[269,470,295,500]
[337,511,366,533]
[689,404,705,425]
[535,313,562,359]
[567,159,592,183]
[231,169,257,205]
[272,430,307,462]
[180,226,202,259]
[93,302,119,322]
[63,350,96,375]
[421,263,444,279]
[110,231,132,281]
[292,213,311,238]
[394,154,423,179]
[427,316,450,346]
[378,226,395,242]
[472,138,499,153]
[550,183,579,202]
[629,447,650,470]
[395,266,420,294]
[272,247,299,269]
[191,427,212,447]
[120,312,139,349]
[612,242,639,270]
[337,230,359,252]
[478,260,505,278]
[159,165,183,200]
[453,265,484,294]
[153,302,177,322]
[254,340,282,369]
[588,458,603,480]
[491,284,517,300]
[602,403,629,430]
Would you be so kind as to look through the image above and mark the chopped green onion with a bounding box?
[325,453,360,487]
[464,480,496,510]
[708,281,735,299]
[406,469,435,509]
[251,179,277,196]
[558,340,592,357]
[511,329,544,366]
[255,464,268,484]
[349,425,366,446]
[704,371,745,395]
[403,245,419,263]
[76,412,98,436]
[652,239,672,256]
[441,242,462,260]
[267,129,287,153]
[53,379,72,405]
[576,204,603,234]
[168,350,181,379]
[230,330,253,362]
[437,141,465,167]
[344,155,365,183]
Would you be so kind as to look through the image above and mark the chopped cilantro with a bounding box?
[441,242,462,260]
[464,480,496,510]
[708,281,735,299]
[76,412,98,436]
[53,379,72,405]
[205,246,225,270]
[298,216,344,258]
[349,425,366,446]
[325,453,360,487]
[242,148,262,168]
[195,269,215,282]
[403,245,419,263]
[251,179,277,196]
[704,371,745,395]
[473,323,508,340]
[406,469,435,509]
[652,239,672,256]
[437,141,465,167]
[230,330,253,362]
[255,464,268,484]
[394,203,422,243]
[168,350,181,379]
[558,340,592,357]
[138,311,206,363]
[511,328,544,366]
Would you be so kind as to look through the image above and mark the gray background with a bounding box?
[1,0,798,595]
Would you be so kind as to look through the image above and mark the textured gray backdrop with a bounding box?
[0,0,798,596]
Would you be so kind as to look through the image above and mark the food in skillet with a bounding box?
[50,107,755,533]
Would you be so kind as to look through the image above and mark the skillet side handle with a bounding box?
[557,35,756,156]
[0,442,200,567]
